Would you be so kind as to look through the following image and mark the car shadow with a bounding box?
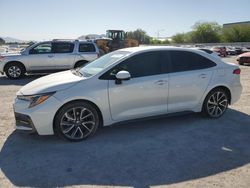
[0,109,250,188]
[0,75,44,86]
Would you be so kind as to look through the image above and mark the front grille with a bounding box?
[240,57,250,62]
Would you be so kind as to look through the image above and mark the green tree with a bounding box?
[125,29,151,44]
[0,38,5,45]
[149,38,162,44]
[172,33,186,43]
[223,25,250,42]
[191,22,222,43]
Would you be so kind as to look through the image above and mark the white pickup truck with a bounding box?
[0,39,100,79]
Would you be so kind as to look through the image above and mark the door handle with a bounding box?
[199,74,207,79]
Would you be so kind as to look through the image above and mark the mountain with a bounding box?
[1,37,25,43]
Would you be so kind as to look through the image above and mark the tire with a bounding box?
[202,88,229,118]
[54,101,100,142]
[4,62,25,79]
[74,61,88,68]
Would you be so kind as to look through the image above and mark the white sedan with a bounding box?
[13,46,242,141]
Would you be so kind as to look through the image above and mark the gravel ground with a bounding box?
[0,56,249,188]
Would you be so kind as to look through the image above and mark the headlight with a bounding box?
[17,92,56,108]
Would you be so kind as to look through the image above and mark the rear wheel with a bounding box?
[54,101,100,141]
[202,88,229,118]
[5,62,25,79]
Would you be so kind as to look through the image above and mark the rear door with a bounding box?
[50,42,76,70]
[168,50,216,112]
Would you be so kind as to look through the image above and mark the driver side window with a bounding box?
[29,43,52,54]
[100,51,163,80]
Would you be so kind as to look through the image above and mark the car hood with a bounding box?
[238,52,250,57]
[18,70,84,95]
[2,52,22,57]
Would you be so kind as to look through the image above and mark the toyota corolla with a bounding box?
[14,47,242,141]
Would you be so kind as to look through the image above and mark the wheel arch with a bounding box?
[204,85,232,105]
[74,60,89,68]
[4,61,27,72]
[53,99,104,133]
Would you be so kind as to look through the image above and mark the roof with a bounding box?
[223,21,250,27]
[118,46,201,53]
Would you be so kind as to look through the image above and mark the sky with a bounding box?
[0,0,249,41]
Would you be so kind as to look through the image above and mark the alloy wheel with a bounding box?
[60,107,96,140]
[207,91,228,117]
[8,66,21,78]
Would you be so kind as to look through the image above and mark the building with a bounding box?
[223,21,250,29]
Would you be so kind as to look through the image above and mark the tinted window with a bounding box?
[29,42,52,54]
[79,43,96,52]
[52,42,74,53]
[169,51,216,72]
[199,49,213,54]
[102,51,169,79]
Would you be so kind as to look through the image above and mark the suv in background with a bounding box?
[0,39,100,79]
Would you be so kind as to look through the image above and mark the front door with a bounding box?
[107,51,169,121]
[27,42,53,71]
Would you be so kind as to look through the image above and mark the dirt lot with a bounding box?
[0,56,249,188]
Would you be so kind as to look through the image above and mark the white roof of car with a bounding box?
[119,46,201,53]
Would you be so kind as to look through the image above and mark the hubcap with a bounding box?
[8,66,21,78]
[207,91,228,117]
[60,107,95,140]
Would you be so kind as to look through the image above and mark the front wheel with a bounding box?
[202,89,229,118]
[5,63,25,79]
[54,101,100,141]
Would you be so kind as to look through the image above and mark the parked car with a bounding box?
[234,47,243,55]
[211,46,227,57]
[226,47,237,55]
[234,47,250,55]
[197,48,220,59]
[237,52,250,65]
[13,47,242,141]
[0,39,100,79]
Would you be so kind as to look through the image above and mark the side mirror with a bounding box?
[115,70,131,84]
[29,49,36,54]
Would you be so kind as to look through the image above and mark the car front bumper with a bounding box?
[13,95,62,135]
[15,112,36,133]
[0,62,4,74]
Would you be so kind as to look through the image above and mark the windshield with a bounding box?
[79,50,131,77]
[20,42,35,53]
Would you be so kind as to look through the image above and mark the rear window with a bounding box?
[199,49,213,54]
[79,43,96,52]
[52,42,74,53]
[169,50,216,72]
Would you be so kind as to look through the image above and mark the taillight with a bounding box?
[233,68,241,74]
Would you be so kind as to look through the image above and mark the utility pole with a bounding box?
[155,29,165,39]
